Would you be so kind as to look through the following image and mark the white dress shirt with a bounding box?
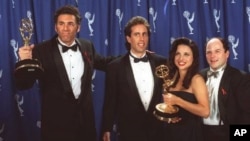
[58,38,84,99]
[130,52,154,111]
[203,65,226,125]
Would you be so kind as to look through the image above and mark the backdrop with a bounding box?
[0,0,250,141]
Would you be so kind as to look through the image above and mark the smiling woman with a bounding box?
[162,37,209,141]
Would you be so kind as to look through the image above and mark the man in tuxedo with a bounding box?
[15,5,114,141]
[102,16,166,141]
[200,37,250,141]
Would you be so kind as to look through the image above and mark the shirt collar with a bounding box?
[57,38,76,47]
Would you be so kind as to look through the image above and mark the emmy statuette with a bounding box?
[153,65,179,123]
[15,18,43,79]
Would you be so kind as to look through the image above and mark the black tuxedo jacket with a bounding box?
[200,65,250,125]
[102,52,167,141]
[15,35,114,141]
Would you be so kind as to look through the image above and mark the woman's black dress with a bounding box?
[164,91,204,141]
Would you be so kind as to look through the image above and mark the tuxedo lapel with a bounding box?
[218,66,230,99]
[124,54,140,95]
[76,38,92,67]
[147,53,162,112]
[75,39,93,102]
[52,38,76,101]
[123,54,146,110]
[124,53,160,112]
[217,66,231,121]
[203,68,209,81]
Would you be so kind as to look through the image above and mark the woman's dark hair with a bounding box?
[54,5,82,25]
[124,16,151,50]
[168,37,200,89]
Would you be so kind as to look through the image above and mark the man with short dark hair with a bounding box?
[102,16,166,141]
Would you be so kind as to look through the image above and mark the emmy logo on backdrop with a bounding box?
[153,65,179,123]
[15,18,43,79]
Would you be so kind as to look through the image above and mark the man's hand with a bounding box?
[18,44,34,60]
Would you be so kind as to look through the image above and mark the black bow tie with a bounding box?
[58,40,78,52]
[62,44,78,52]
[130,54,148,63]
[207,70,219,78]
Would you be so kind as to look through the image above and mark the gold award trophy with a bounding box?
[15,18,43,78]
[153,65,179,123]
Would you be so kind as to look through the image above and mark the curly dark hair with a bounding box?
[54,5,82,25]
[124,16,151,50]
[168,37,200,89]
